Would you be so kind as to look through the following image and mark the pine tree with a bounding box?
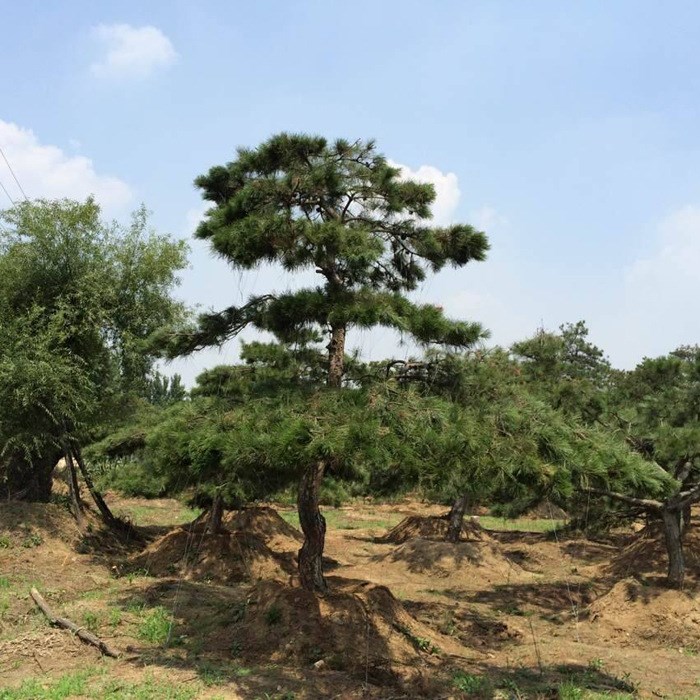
[158,133,489,591]
[162,133,489,386]
[605,348,700,588]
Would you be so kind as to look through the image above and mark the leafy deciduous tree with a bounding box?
[0,198,188,524]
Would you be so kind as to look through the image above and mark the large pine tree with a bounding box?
[159,134,490,591]
[163,133,489,386]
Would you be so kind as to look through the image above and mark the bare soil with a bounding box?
[1,496,699,699]
[379,514,487,544]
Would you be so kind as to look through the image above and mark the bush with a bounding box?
[91,457,167,498]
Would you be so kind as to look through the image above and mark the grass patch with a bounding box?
[479,516,565,533]
[0,670,200,700]
[0,668,98,700]
[453,671,492,696]
[280,509,562,534]
[136,606,173,645]
[100,676,197,700]
[278,508,401,532]
[114,502,201,528]
[265,605,282,625]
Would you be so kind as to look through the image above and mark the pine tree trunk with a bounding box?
[327,324,346,388]
[662,507,685,589]
[63,449,84,529]
[71,446,119,529]
[206,492,224,534]
[297,461,328,593]
[446,494,469,543]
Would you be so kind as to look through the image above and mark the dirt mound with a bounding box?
[0,501,87,547]
[523,500,568,520]
[225,506,303,552]
[404,599,523,651]
[378,537,521,582]
[380,514,488,544]
[607,525,700,581]
[215,577,465,688]
[587,578,700,650]
[130,526,294,584]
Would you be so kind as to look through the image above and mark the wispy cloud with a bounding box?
[0,120,132,214]
[615,204,700,362]
[91,23,177,80]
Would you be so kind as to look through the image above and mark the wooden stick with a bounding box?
[30,587,120,658]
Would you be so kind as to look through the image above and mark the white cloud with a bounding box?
[184,203,209,235]
[626,205,700,286]
[0,120,132,214]
[390,160,460,226]
[470,205,508,232]
[615,205,700,362]
[91,24,177,80]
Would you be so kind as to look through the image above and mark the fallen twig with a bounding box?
[29,587,120,658]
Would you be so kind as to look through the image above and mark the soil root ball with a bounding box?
[586,577,700,649]
[219,577,466,688]
[380,514,489,544]
[130,527,294,584]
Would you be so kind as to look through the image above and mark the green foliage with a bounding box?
[452,671,492,695]
[512,321,612,423]
[159,134,489,386]
[137,606,173,645]
[93,349,664,531]
[0,198,188,498]
[92,456,168,498]
[265,605,282,625]
[145,371,187,406]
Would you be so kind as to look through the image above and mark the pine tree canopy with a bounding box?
[160,134,490,385]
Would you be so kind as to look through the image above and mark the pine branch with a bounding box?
[158,295,274,357]
[580,487,663,512]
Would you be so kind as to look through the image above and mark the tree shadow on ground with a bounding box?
[440,579,599,620]
[403,598,524,651]
[559,539,620,564]
[370,538,487,575]
[112,576,445,698]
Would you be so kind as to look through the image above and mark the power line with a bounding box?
[0,177,15,206]
[0,145,29,201]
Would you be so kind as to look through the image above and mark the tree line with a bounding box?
[1,134,697,590]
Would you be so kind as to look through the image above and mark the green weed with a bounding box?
[99,675,196,700]
[265,604,282,625]
[108,608,122,627]
[197,661,228,686]
[82,610,100,632]
[0,667,96,699]
[21,533,43,548]
[137,606,173,645]
[452,671,491,695]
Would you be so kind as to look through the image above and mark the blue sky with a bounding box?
[2,1,699,384]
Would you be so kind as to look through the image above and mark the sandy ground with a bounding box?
[0,496,699,699]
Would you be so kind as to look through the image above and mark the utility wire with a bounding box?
[0,145,29,201]
[0,177,15,206]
